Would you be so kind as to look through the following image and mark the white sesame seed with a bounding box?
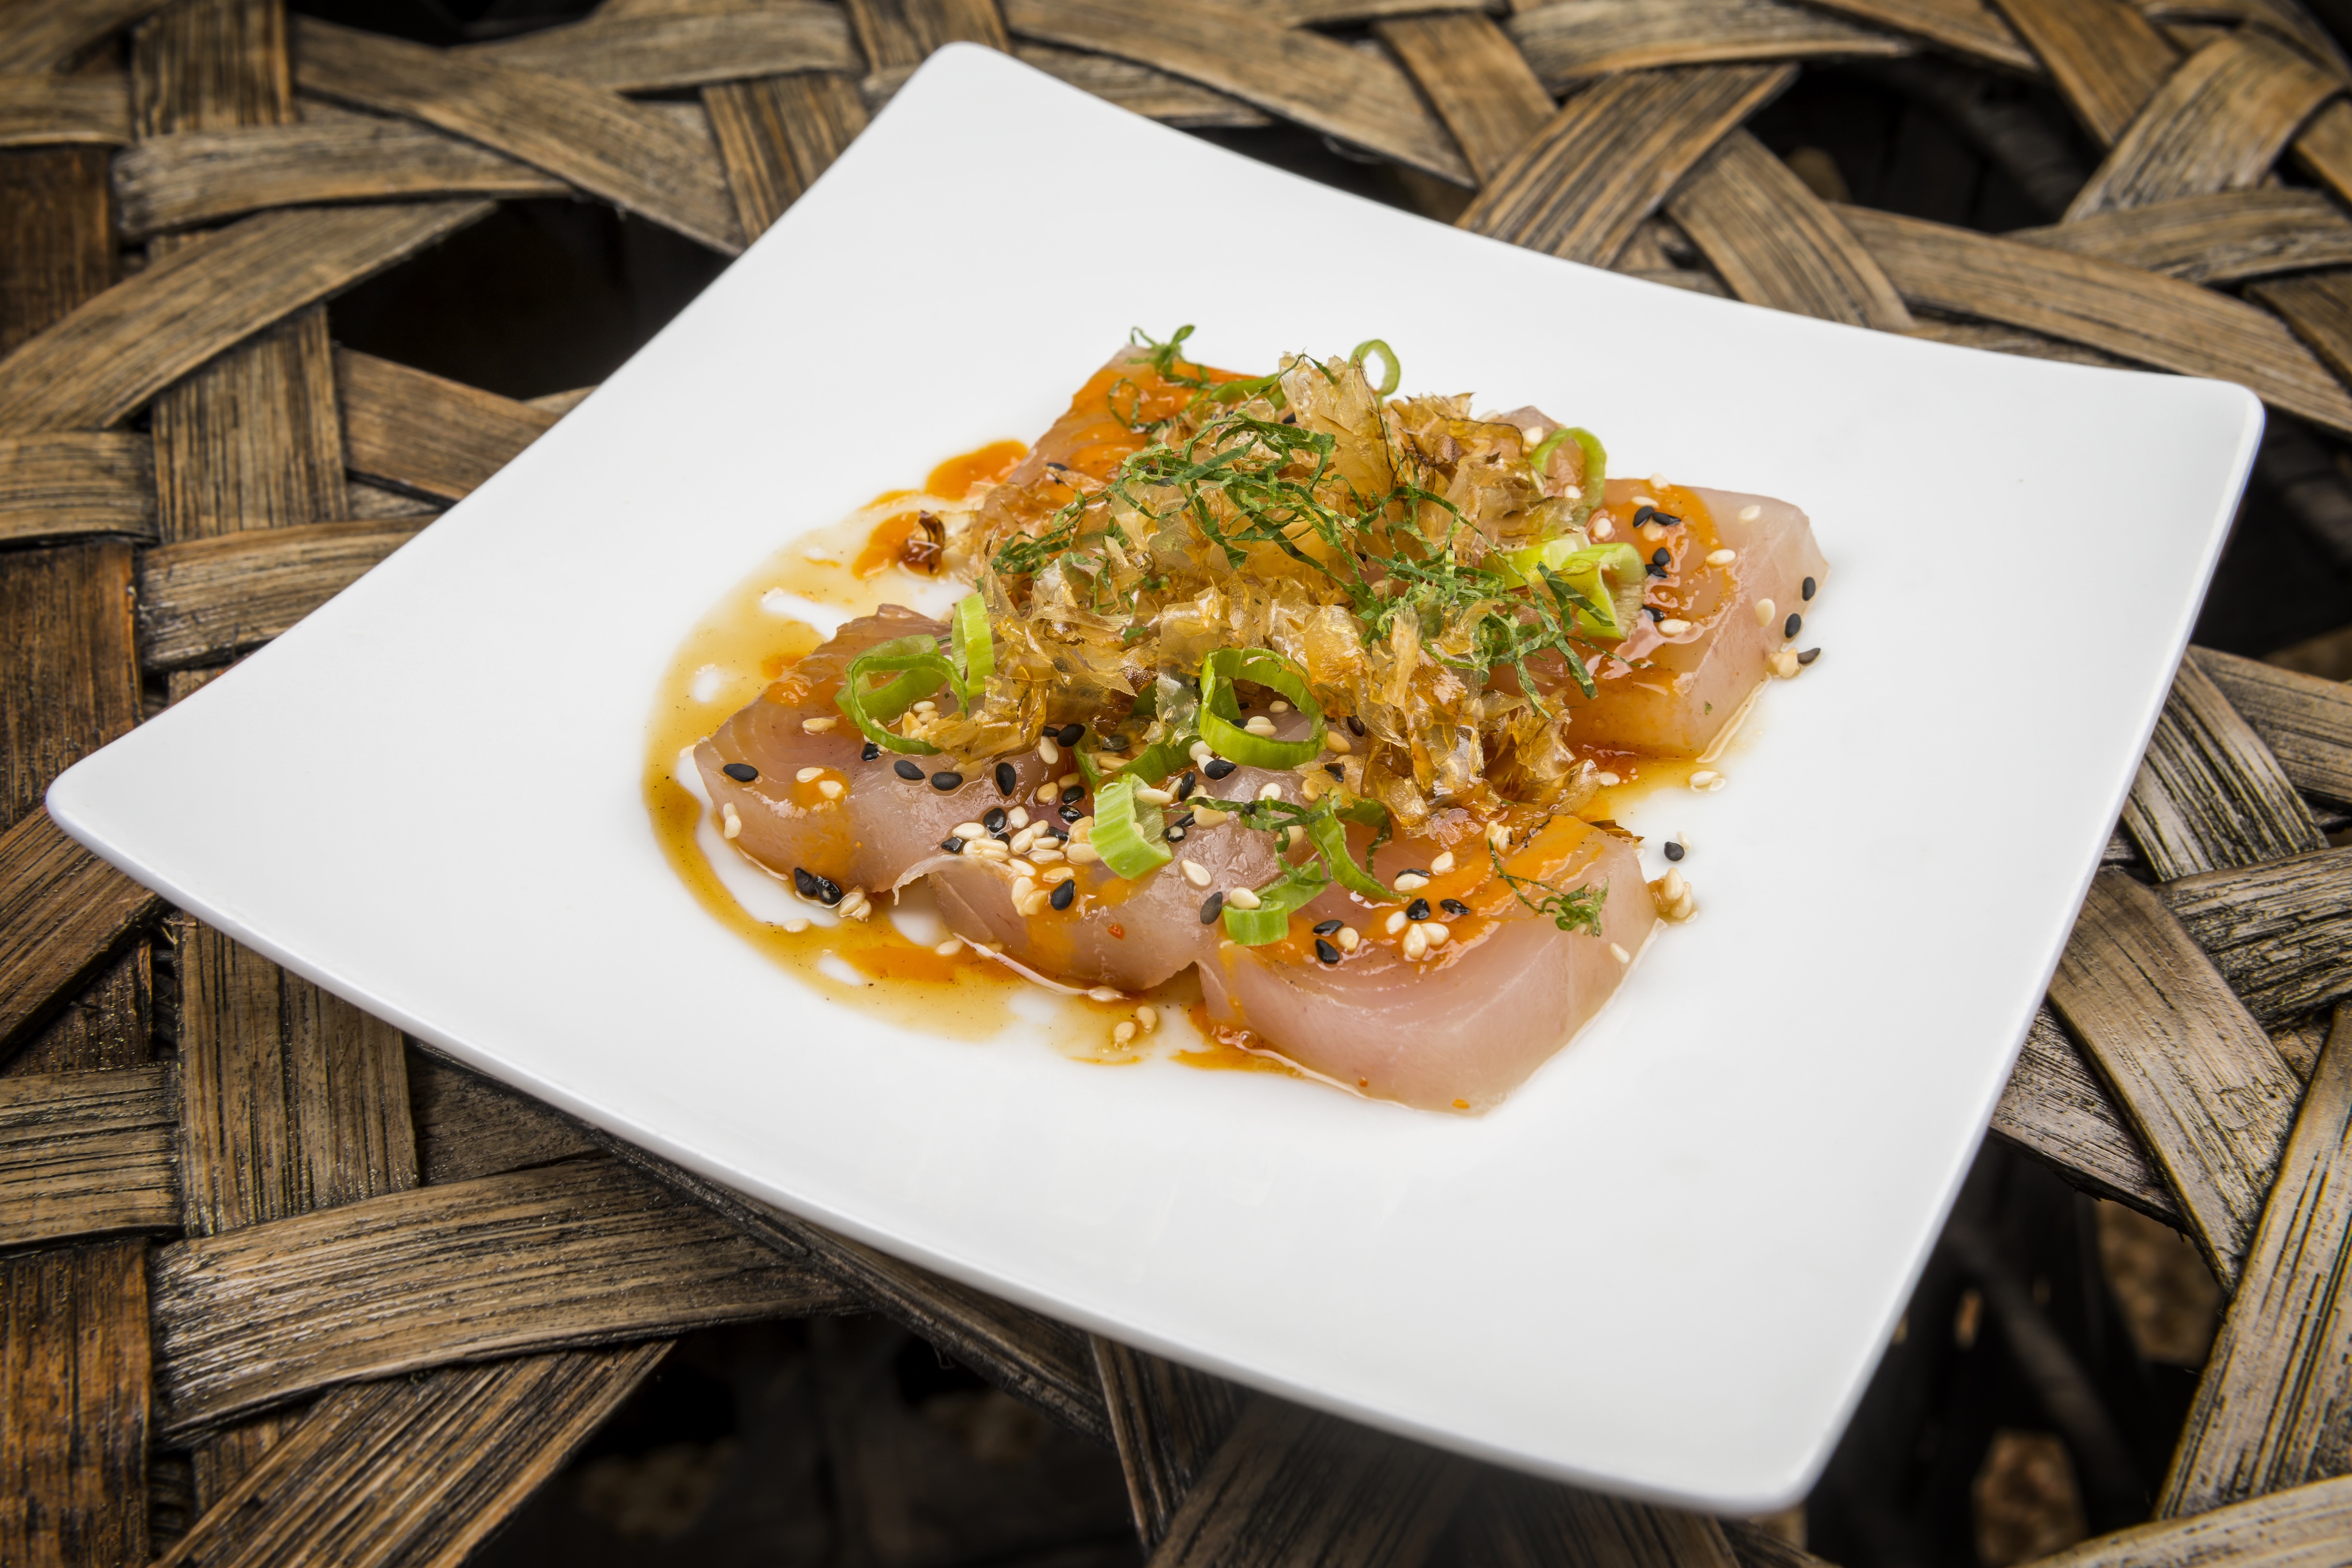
[953,822,987,839]
[1631,494,1657,509]
[1639,521,1665,544]
[1192,806,1231,827]
[1244,715,1277,737]
[817,779,844,799]
[1706,548,1736,566]
[1488,822,1511,850]
[935,938,964,956]
[1225,886,1262,909]
[1009,859,1039,880]
[1689,769,1720,789]
[1392,872,1429,892]
[1386,911,1408,935]
[721,803,742,840]
[1088,986,1121,1002]
[1661,868,1687,904]
[1256,783,1283,801]
[1707,775,1727,792]
[1071,815,1094,837]
[1039,735,1061,765]
[1035,784,1057,804]
[1113,1021,1138,1046]
[1011,876,1036,901]
[913,699,937,714]
[1138,785,1174,806]
[841,897,871,923]
[1008,806,1030,827]
[1561,484,1583,501]
[1739,504,1761,521]
[1769,649,1801,679]
[1657,618,1690,636]
[1190,741,1214,766]
[1677,829,1692,850]
[1065,842,1101,864]
[1283,825,1306,851]
[1521,425,1545,445]
[1423,922,1451,948]
[802,715,838,733]
[1403,927,1429,961]
[1326,731,1351,754]
[784,917,810,933]
[1136,1005,1158,1032]
[1059,773,1079,788]
[1031,845,1065,865]
[1181,859,1210,887]
[1336,926,1360,952]
[1610,942,1630,964]
[1754,597,1776,628]
[1271,700,1291,714]
[1596,771,1621,787]
[796,766,823,783]
[1650,473,1669,489]
[802,545,834,563]
[1018,889,1051,916]
[1593,518,1615,540]
[1039,862,1073,882]
[1430,851,1455,874]
[1009,825,1038,852]
[968,838,1010,860]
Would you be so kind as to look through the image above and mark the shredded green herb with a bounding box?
[1488,844,1608,936]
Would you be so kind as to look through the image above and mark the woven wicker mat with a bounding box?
[5,0,2352,1562]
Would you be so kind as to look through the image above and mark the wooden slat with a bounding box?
[0,811,162,1059]
[0,74,129,148]
[1145,1396,1473,1568]
[1992,1005,2182,1224]
[2159,1005,2352,1515]
[1504,0,1909,91]
[846,0,1008,68]
[407,1050,596,1186]
[1374,13,1554,185]
[1837,202,2352,439]
[2028,1472,2352,1567]
[293,17,743,255]
[0,433,154,545]
[149,1157,852,1436]
[1093,1339,1247,1554]
[2123,656,2325,880]
[14,943,149,1077]
[2048,869,2304,1289]
[2014,188,2352,282]
[2,541,139,823]
[2064,32,2338,220]
[703,69,871,237]
[112,111,570,238]
[0,1241,153,1568]
[0,149,112,361]
[0,1063,177,1248]
[0,199,491,435]
[2192,644,2352,803]
[151,307,348,543]
[0,0,173,73]
[1985,0,2177,146]
[1794,0,2037,71]
[2290,96,2352,207]
[1460,64,1794,268]
[2159,847,2352,1025]
[134,517,424,672]
[2137,0,2352,75]
[1001,0,1474,185]
[335,347,556,503]
[1469,1472,1742,1568]
[1011,41,1270,128]
[1665,128,1914,328]
[130,0,290,138]
[462,3,857,91]
[1225,0,1489,22]
[153,1344,670,1568]
[2249,266,2352,406]
[599,1133,1117,1443]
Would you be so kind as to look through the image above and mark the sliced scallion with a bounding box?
[1197,648,1324,769]
[833,636,954,754]
[1090,776,1173,879]
[1222,862,1331,945]
[1350,339,1401,398]
[950,593,993,694]
[1306,809,1392,903]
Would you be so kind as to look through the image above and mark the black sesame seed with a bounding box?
[1204,757,1237,780]
[983,807,1008,832]
[792,868,820,898]
[1651,548,1671,567]
[1801,576,1816,601]
[1664,841,1685,862]
[1401,868,1430,880]
[1784,612,1801,639]
[1175,771,1197,800]
[1050,880,1076,911]
[861,741,880,761]
[721,761,759,783]
[995,762,1018,796]
[1057,723,1085,746]
[1324,763,1344,779]
[1797,647,1821,666]
[1314,938,1341,965]
[1165,826,1186,842]
[1345,715,1366,737]
[1060,784,1086,804]
[1646,560,1667,579]
[1046,823,1069,841]
[1633,505,1655,526]
[1406,897,1432,921]
[941,836,966,854]
[930,771,962,791]
[1643,605,1664,621]
[1653,510,1682,527]
[892,759,924,781]
[1313,919,1343,935]
[1167,812,1196,831]
[1059,803,1084,823]
[1441,898,1471,917]
[1199,892,1225,924]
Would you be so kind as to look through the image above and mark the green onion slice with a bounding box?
[949,593,993,695]
[1350,339,1401,397]
[1222,862,1332,946]
[1197,648,1325,769]
[1546,543,1647,642]
[833,636,954,754]
[1090,776,1173,880]
[1527,426,1607,527]
[1307,806,1393,903]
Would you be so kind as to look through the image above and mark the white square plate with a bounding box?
[50,46,2257,1509]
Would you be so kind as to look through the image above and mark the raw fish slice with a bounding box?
[1196,816,1655,1111]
